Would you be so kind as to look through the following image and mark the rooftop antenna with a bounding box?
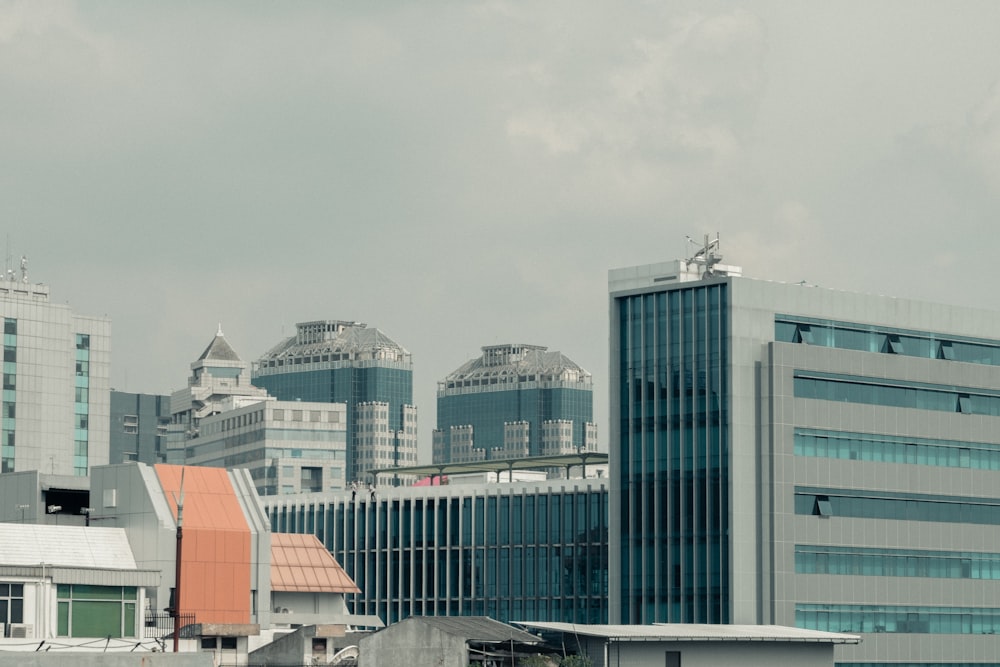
[685,232,722,278]
[20,256,27,283]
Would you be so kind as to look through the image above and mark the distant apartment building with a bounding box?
[252,320,418,483]
[168,328,348,496]
[0,263,109,476]
[433,344,597,465]
[109,390,170,464]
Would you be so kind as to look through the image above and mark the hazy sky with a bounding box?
[5,1,1000,459]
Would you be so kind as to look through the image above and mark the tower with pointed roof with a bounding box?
[166,327,270,461]
[433,343,597,466]
[251,320,417,482]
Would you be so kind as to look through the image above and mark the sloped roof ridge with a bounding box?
[198,331,243,362]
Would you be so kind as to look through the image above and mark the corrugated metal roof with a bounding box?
[517,622,860,644]
[413,617,540,644]
[0,524,138,569]
[271,533,360,594]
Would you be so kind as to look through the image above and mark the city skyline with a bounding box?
[6,2,1000,462]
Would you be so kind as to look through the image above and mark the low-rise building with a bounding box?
[0,523,159,650]
[520,623,860,667]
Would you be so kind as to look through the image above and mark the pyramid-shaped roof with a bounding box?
[198,328,243,363]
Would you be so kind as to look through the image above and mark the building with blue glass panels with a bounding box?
[609,253,1000,665]
[263,479,608,626]
[252,321,417,484]
[434,344,597,465]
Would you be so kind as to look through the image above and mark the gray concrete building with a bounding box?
[609,243,1000,664]
[110,390,170,465]
[0,268,110,477]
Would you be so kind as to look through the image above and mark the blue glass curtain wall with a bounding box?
[797,603,1000,634]
[795,371,1000,416]
[776,315,1000,367]
[795,487,1000,525]
[796,545,1000,579]
[616,283,729,624]
[266,486,608,625]
[794,428,1000,470]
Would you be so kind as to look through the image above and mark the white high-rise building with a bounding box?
[0,267,110,476]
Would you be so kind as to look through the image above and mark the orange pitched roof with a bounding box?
[271,533,361,594]
[155,464,248,531]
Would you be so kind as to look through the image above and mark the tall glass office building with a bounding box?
[252,321,417,483]
[264,479,609,626]
[610,252,1000,665]
[434,344,597,464]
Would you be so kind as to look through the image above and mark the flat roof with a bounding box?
[517,622,860,644]
[372,452,608,480]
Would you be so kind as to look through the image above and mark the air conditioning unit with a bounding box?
[8,623,33,638]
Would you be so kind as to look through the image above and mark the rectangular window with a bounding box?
[56,585,136,638]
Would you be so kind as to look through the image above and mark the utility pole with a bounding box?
[171,469,186,653]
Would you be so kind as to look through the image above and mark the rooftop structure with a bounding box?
[434,344,597,467]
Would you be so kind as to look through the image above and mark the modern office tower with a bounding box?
[609,242,1000,663]
[433,344,597,465]
[110,391,170,464]
[252,320,417,483]
[168,328,348,496]
[264,477,609,625]
[0,266,110,476]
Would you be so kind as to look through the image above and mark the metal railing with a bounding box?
[143,612,197,639]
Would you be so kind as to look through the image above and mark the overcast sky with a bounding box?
[5,1,1000,459]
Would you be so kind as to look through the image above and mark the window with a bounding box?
[57,585,136,638]
[814,496,833,517]
[0,583,24,627]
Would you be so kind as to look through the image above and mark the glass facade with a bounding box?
[794,428,1000,470]
[796,603,1000,634]
[615,283,729,624]
[266,483,609,625]
[254,365,412,480]
[796,545,1000,579]
[437,385,593,456]
[74,333,90,476]
[776,315,1000,366]
[794,371,1000,416]
[795,487,1000,525]
[2,317,14,473]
